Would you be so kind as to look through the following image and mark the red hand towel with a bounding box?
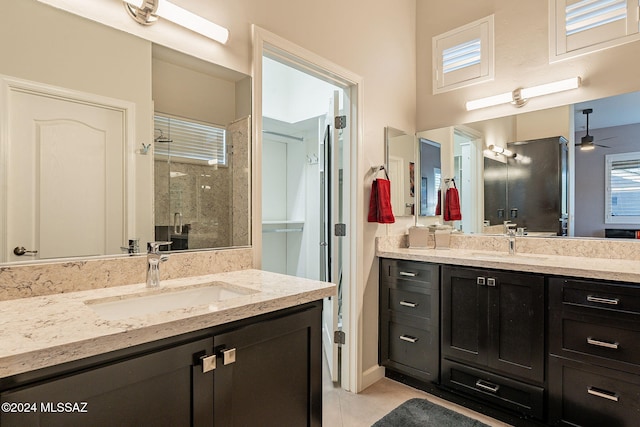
[367,180,380,222]
[367,179,395,223]
[445,187,462,221]
[376,178,395,223]
[435,189,442,215]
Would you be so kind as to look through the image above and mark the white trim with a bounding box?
[432,15,495,94]
[252,25,364,392]
[549,0,640,62]
[0,75,136,262]
[361,365,385,390]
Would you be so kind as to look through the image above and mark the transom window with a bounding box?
[550,0,640,61]
[432,15,494,94]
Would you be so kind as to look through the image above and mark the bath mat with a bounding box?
[372,398,491,427]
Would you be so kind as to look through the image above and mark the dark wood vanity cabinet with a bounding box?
[0,302,322,427]
[548,278,640,427]
[440,265,545,419]
[379,258,440,383]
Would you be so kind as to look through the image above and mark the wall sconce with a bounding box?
[123,0,229,44]
[466,77,581,111]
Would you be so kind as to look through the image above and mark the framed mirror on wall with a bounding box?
[0,1,252,265]
[418,90,640,239]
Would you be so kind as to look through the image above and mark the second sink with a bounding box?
[86,282,258,320]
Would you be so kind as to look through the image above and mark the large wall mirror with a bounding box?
[419,90,640,239]
[0,1,251,264]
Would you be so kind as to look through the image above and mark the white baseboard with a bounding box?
[360,365,385,391]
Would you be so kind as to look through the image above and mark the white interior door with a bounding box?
[5,87,126,262]
[322,90,341,382]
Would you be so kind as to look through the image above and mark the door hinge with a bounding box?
[334,330,345,345]
[335,115,347,130]
[334,223,346,237]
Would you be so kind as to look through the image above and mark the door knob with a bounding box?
[13,246,38,256]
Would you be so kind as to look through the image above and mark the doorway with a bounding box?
[254,27,361,391]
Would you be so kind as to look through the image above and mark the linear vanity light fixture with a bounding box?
[466,77,581,111]
[488,144,517,158]
[123,0,230,44]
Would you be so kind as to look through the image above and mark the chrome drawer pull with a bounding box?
[475,379,500,394]
[487,278,496,287]
[587,337,619,350]
[587,387,619,402]
[477,277,486,286]
[399,335,418,343]
[587,295,620,305]
[399,271,417,277]
[399,301,418,308]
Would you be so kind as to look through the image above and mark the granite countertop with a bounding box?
[377,246,640,283]
[0,269,335,379]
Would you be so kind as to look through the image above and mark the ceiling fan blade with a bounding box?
[595,143,610,148]
[597,136,616,142]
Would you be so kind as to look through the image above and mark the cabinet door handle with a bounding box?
[586,295,620,305]
[399,335,418,343]
[201,354,216,373]
[399,301,418,308]
[587,337,619,350]
[399,271,417,277]
[475,379,500,394]
[477,277,486,286]
[587,386,619,402]
[486,278,496,287]
[222,348,236,365]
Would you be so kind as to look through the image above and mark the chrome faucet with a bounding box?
[507,229,516,255]
[146,241,172,288]
[503,220,517,234]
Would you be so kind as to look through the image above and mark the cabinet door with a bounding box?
[0,338,214,427]
[212,303,322,427]
[487,271,545,383]
[441,266,488,366]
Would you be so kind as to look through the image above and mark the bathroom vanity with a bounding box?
[377,237,640,427]
[0,270,334,426]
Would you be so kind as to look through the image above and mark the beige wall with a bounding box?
[417,1,640,130]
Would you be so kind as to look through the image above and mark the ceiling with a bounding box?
[574,91,640,131]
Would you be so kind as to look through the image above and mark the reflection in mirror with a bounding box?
[151,45,252,252]
[420,90,640,239]
[385,127,416,217]
[0,1,252,265]
[419,139,441,216]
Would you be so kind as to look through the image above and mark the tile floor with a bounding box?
[322,360,512,426]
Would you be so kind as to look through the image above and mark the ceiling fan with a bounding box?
[577,108,613,151]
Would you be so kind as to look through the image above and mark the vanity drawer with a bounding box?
[551,277,640,317]
[382,319,438,382]
[558,317,640,368]
[388,287,434,319]
[549,356,640,427]
[441,359,544,420]
[381,259,439,288]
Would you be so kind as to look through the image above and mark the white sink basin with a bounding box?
[86,282,258,320]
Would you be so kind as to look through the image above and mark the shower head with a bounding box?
[154,129,173,143]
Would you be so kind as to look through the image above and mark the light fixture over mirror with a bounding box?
[123,0,230,44]
[466,77,582,111]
